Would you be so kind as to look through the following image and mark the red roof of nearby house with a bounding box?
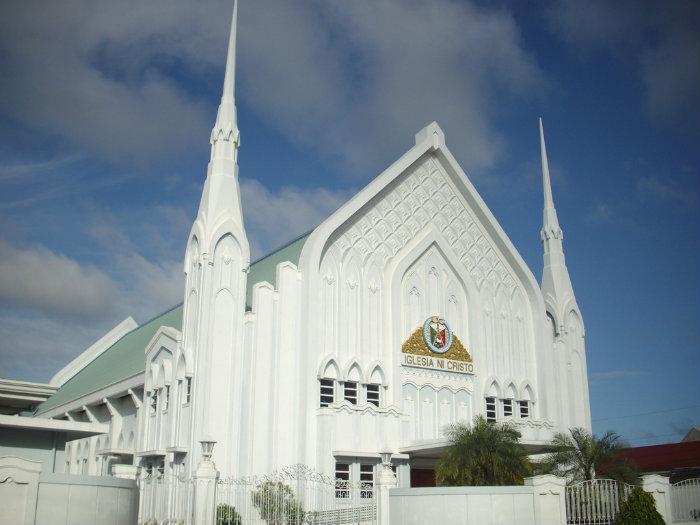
[617,441,700,473]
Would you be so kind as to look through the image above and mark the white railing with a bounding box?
[215,464,377,525]
[672,478,700,522]
[565,479,634,525]
[139,473,194,525]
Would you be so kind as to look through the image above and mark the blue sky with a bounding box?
[0,0,698,446]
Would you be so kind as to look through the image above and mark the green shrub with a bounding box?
[216,503,242,525]
[252,481,305,525]
[436,416,532,486]
[616,487,665,525]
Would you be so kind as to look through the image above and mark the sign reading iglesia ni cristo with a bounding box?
[401,316,474,374]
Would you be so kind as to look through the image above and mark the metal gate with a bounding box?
[215,464,377,525]
[672,478,700,522]
[565,479,634,525]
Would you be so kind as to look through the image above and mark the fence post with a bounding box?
[377,451,397,525]
[641,474,672,523]
[524,474,567,525]
[193,439,220,525]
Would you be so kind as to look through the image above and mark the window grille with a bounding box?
[485,396,496,422]
[501,398,513,417]
[366,384,380,407]
[319,378,334,407]
[519,400,530,418]
[344,381,358,405]
[335,462,350,498]
[360,464,374,498]
[185,377,192,404]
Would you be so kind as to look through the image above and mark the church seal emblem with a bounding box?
[423,316,452,354]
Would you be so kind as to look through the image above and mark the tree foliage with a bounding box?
[252,481,305,525]
[616,487,665,525]
[435,416,532,486]
[536,427,638,484]
[216,503,242,525]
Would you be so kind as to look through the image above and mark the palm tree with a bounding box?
[536,427,638,484]
[435,416,532,486]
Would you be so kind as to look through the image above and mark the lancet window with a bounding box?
[365,384,380,407]
[485,396,497,422]
[319,378,334,407]
[344,381,358,405]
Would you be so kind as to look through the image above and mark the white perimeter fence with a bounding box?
[137,469,700,525]
[138,464,376,525]
[565,479,634,525]
[215,464,376,525]
[139,474,194,524]
[565,477,700,525]
[672,478,700,523]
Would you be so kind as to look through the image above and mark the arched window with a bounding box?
[344,364,361,405]
[484,380,500,422]
[519,384,534,419]
[365,366,385,407]
[319,359,339,408]
[501,383,517,418]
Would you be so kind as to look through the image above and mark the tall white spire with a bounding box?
[182,0,249,477]
[539,118,575,316]
[194,0,247,240]
[538,118,591,434]
[211,0,240,160]
[539,117,562,243]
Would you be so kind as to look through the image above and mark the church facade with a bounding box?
[30,1,590,487]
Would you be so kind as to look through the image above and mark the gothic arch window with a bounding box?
[366,364,386,407]
[318,358,339,408]
[484,380,500,422]
[519,384,534,419]
[502,383,517,418]
[343,363,362,405]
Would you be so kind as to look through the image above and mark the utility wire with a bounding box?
[592,404,700,422]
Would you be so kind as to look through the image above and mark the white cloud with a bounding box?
[640,30,700,120]
[0,312,105,382]
[0,0,545,175]
[240,178,350,258]
[587,202,614,224]
[238,0,544,174]
[637,176,699,211]
[592,370,650,381]
[0,239,118,320]
[0,1,225,166]
[546,0,700,121]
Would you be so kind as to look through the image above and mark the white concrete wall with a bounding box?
[389,476,567,525]
[0,457,138,525]
[390,486,538,525]
[35,473,138,525]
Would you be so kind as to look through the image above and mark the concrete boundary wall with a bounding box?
[35,473,138,525]
[389,475,566,525]
[0,456,138,525]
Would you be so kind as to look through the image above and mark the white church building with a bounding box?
[15,1,591,489]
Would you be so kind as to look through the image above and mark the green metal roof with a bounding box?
[36,305,183,414]
[36,233,309,415]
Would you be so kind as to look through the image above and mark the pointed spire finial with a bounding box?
[539,117,561,238]
[211,0,240,153]
[221,0,238,104]
[539,117,554,210]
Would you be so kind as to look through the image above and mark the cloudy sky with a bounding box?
[0,0,698,446]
